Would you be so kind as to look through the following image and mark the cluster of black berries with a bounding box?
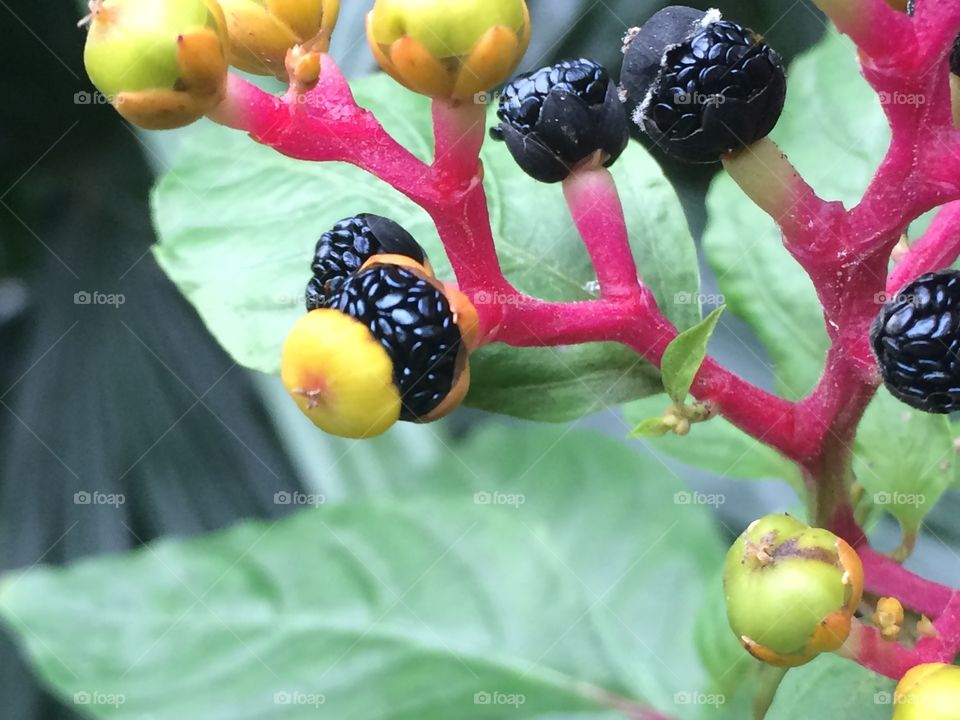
[488,6,787,175]
[304,214,475,422]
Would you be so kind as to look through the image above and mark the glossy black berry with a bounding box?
[871,270,960,414]
[306,214,428,310]
[489,58,629,183]
[330,264,466,421]
[621,7,786,163]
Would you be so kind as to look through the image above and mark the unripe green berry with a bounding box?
[894,663,960,719]
[366,0,531,100]
[83,0,229,129]
[723,514,864,667]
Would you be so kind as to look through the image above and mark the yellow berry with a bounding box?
[281,309,401,439]
[218,0,340,79]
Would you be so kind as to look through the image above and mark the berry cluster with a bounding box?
[283,215,477,438]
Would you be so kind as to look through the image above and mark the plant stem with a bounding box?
[562,167,642,300]
[753,666,788,720]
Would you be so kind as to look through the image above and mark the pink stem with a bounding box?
[562,167,642,301]
[888,200,960,292]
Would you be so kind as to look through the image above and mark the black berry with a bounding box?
[306,214,428,310]
[871,270,960,414]
[490,58,629,183]
[621,7,786,163]
[330,264,466,422]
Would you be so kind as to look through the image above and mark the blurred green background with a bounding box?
[3,1,960,718]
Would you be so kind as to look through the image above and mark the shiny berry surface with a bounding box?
[331,265,463,421]
[871,270,960,413]
[307,214,426,310]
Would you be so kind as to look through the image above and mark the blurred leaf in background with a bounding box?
[1,427,728,719]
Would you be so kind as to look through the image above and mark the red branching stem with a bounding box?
[205,13,960,678]
[562,167,642,301]
[209,59,801,459]
[888,201,960,291]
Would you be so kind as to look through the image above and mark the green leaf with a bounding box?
[630,416,672,437]
[765,655,895,719]
[693,567,759,697]
[661,306,724,404]
[853,387,956,532]
[702,30,889,398]
[624,395,802,490]
[152,74,700,422]
[0,426,725,719]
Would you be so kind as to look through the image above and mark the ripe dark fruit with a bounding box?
[951,34,960,76]
[489,58,629,183]
[330,264,471,422]
[621,7,786,164]
[871,270,960,414]
[306,214,431,310]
